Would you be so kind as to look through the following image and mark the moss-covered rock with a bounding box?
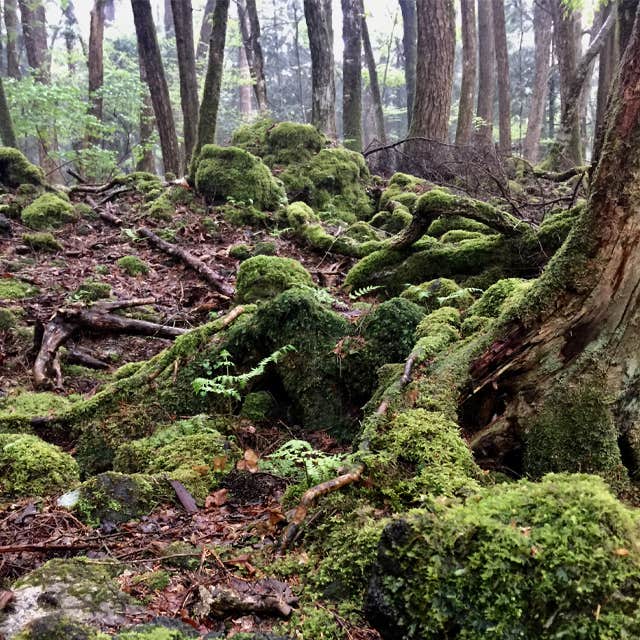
[0,433,79,498]
[144,193,173,221]
[366,474,640,639]
[193,145,286,211]
[401,277,474,312]
[115,618,200,639]
[263,121,327,166]
[13,614,108,640]
[116,255,149,276]
[0,391,71,427]
[240,391,276,421]
[236,255,314,303]
[467,277,531,318]
[21,194,76,230]
[283,201,319,228]
[0,147,43,188]
[0,307,17,330]
[228,243,252,261]
[379,172,429,211]
[369,205,413,235]
[22,231,62,251]
[0,277,38,300]
[115,171,163,196]
[72,279,112,302]
[252,240,277,256]
[230,116,275,158]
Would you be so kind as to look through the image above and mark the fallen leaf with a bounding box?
[237,449,259,473]
[614,548,630,556]
[205,489,228,508]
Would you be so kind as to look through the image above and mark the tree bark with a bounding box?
[0,77,17,148]
[361,2,386,144]
[408,0,454,143]
[304,0,336,138]
[131,0,181,176]
[492,0,511,154]
[238,38,252,116]
[18,0,48,82]
[88,0,106,142]
[164,0,175,38]
[237,0,268,112]
[171,0,199,166]
[4,0,20,79]
[341,0,362,151]
[475,0,495,145]
[193,0,230,161]
[398,0,417,130]
[455,0,476,146]
[468,2,640,480]
[136,51,156,173]
[523,0,552,162]
[197,0,215,61]
[619,0,638,52]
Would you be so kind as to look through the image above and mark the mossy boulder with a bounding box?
[21,193,76,230]
[379,172,428,211]
[13,614,107,640]
[236,255,314,303]
[0,433,79,499]
[240,391,276,421]
[467,277,531,318]
[22,231,62,251]
[72,279,112,302]
[370,205,413,235]
[401,277,474,312]
[116,255,149,276]
[283,201,319,228]
[263,121,327,166]
[0,147,43,188]
[366,474,640,639]
[193,145,286,211]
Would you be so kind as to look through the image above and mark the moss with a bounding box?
[536,203,581,253]
[240,391,276,421]
[264,121,327,166]
[253,240,277,256]
[74,202,94,218]
[116,171,163,196]
[0,307,17,330]
[193,145,286,211]
[22,231,63,251]
[221,201,268,227]
[525,384,625,480]
[14,614,108,640]
[0,433,79,498]
[401,278,474,312]
[0,390,71,419]
[379,172,428,211]
[130,569,170,591]
[283,201,319,228]
[366,474,640,639]
[279,147,373,220]
[460,314,491,337]
[467,277,532,318]
[228,243,252,261]
[21,193,76,230]
[369,205,413,235]
[72,279,112,302]
[0,147,44,188]
[0,277,37,300]
[230,115,275,158]
[75,472,166,525]
[343,221,379,243]
[427,215,493,237]
[115,621,198,639]
[145,193,173,221]
[117,255,149,276]
[439,229,486,243]
[236,255,314,303]
[160,541,201,569]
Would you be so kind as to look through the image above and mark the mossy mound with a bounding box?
[13,614,107,640]
[370,205,413,235]
[467,277,531,318]
[230,116,276,157]
[0,277,38,300]
[0,147,44,188]
[117,255,149,276]
[366,474,640,639]
[193,145,286,211]
[22,231,62,251]
[401,277,475,312]
[72,279,112,302]
[413,306,462,360]
[236,255,314,303]
[21,193,76,230]
[116,171,163,196]
[279,148,373,221]
[379,172,429,211]
[0,433,79,498]
[0,391,71,424]
[241,391,276,421]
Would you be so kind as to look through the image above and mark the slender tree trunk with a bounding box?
[237,0,268,112]
[5,0,20,79]
[193,0,230,162]
[171,0,199,166]
[475,0,495,145]
[341,0,362,151]
[197,0,215,60]
[164,0,175,38]
[0,76,17,148]
[303,0,336,138]
[548,66,556,140]
[398,0,417,129]
[361,2,385,144]
[18,0,48,82]
[455,0,476,146]
[88,0,106,143]
[62,0,85,76]
[292,1,306,122]
[594,2,617,146]
[238,41,252,116]
[131,0,181,176]
[523,0,552,162]
[136,52,156,173]
[619,0,637,52]
[492,0,511,154]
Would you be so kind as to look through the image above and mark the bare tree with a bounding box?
[398,0,417,129]
[475,0,495,144]
[0,77,17,148]
[237,0,268,112]
[455,0,476,145]
[136,52,156,173]
[4,0,20,79]
[342,0,362,151]
[361,2,385,144]
[88,0,106,142]
[492,0,511,154]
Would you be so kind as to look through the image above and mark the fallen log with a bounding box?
[138,227,234,298]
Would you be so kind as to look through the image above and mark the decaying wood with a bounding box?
[65,348,109,370]
[169,479,198,514]
[138,226,234,298]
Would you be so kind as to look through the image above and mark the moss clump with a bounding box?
[253,240,277,256]
[116,171,163,196]
[343,221,379,243]
[370,205,413,235]
[537,204,581,252]
[0,147,44,188]
[221,201,268,227]
[21,193,76,230]
[283,201,319,227]
[279,147,373,221]
[240,391,276,421]
[427,215,492,237]
[145,193,173,220]
[193,145,286,211]
[230,115,275,157]
[236,255,314,303]
[22,231,63,251]
[439,229,486,243]
[0,307,17,330]
[379,172,428,211]
[0,390,71,419]
[413,306,462,361]
[13,614,108,640]
[115,620,198,639]
[401,278,474,312]
[264,121,327,166]
[0,277,37,300]
[228,243,252,261]
[366,474,640,640]
[0,433,79,498]
[467,278,531,318]
[72,279,112,302]
[117,255,149,276]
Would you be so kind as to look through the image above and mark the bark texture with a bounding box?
[136,52,156,173]
[341,0,362,151]
[361,3,386,144]
[0,77,17,148]
[408,0,455,143]
[399,0,417,129]
[238,0,268,111]
[88,0,106,137]
[18,0,48,82]
[131,0,181,176]
[304,0,336,138]
[492,0,511,154]
[455,0,476,145]
[197,0,216,60]
[4,0,20,79]
[475,0,495,144]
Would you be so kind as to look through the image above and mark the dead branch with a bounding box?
[65,347,110,370]
[533,165,590,182]
[86,195,122,225]
[138,227,234,298]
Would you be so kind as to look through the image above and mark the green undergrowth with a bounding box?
[0,147,44,188]
[0,277,38,300]
[21,193,76,230]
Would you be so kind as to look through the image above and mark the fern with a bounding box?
[437,287,483,305]
[349,285,383,300]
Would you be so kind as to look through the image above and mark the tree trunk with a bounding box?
[171,0,199,166]
[197,0,215,60]
[193,0,230,162]
[164,0,174,38]
[398,0,417,130]
[131,0,180,176]
[341,0,362,151]
[408,0,454,143]
[594,2,617,151]
[18,0,48,82]
[0,76,17,148]
[361,2,386,144]
[468,2,640,482]
[492,0,511,154]
[62,0,85,76]
[238,40,253,116]
[475,0,495,145]
[523,0,552,162]
[136,52,156,173]
[5,0,20,79]
[304,0,336,138]
[455,0,476,146]
[292,1,306,122]
[619,0,638,52]
[237,0,268,112]
[88,0,106,143]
